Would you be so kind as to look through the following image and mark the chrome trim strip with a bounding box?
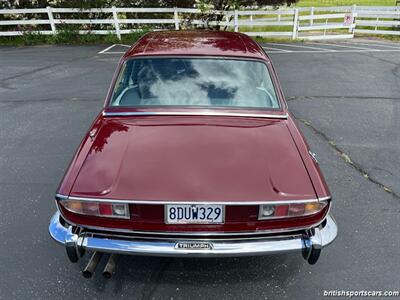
[55,194,68,200]
[318,196,332,202]
[86,230,304,242]
[55,194,321,206]
[102,111,288,119]
[309,150,318,163]
[49,211,338,257]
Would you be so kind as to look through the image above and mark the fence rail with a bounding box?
[0,5,399,40]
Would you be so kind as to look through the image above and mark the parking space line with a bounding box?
[262,46,292,52]
[307,42,377,51]
[266,42,335,52]
[101,52,126,54]
[268,49,400,54]
[344,41,400,49]
[98,42,399,55]
[98,44,131,54]
[98,44,117,54]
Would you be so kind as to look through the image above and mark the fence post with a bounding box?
[350,12,357,35]
[292,8,299,40]
[234,10,238,32]
[112,6,121,40]
[174,7,179,30]
[310,7,314,26]
[349,4,356,33]
[46,6,56,34]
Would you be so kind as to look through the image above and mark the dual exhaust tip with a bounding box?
[82,252,118,279]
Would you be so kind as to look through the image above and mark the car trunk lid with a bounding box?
[69,115,317,202]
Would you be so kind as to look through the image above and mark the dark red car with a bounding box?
[49,31,337,277]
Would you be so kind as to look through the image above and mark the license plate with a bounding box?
[165,204,224,224]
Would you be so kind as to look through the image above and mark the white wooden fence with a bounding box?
[297,5,400,37]
[355,9,400,36]
[0,5,399,40]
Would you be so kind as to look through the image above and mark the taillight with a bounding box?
[258,200,328,220]
[59,200,130,219]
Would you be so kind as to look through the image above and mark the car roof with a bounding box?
[123,30,268,60]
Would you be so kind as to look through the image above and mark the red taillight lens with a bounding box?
[258,201,328,220]
[274,204,289,217]
[99,203,113,215]
[59,200,130,219]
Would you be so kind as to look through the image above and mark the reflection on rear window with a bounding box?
[110,58,280,109]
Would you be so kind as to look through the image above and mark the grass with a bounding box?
[240,24,293,32]
[253,36,300,42]
[296,0,396,6]
[355,33,400,40]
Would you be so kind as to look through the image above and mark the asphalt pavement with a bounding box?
[0,39,399,299]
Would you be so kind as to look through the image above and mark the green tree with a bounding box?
[166,0,299,30]
[1,0,298,32]
[2,0,297,9]
[163,0,298,9]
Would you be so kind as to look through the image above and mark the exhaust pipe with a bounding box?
[82,252,103,278]
[102,254,119,279]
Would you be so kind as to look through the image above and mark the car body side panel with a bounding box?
[56,113,103,196]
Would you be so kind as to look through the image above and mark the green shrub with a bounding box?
[79,33,100,43]
[20,31,48,46]
[103,32,120,44]
[47,27,79,44]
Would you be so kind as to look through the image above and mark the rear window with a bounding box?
[110,57,280,110]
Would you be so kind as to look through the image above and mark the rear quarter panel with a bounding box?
[286,113,331,200]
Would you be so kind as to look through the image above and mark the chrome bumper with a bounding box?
[49,211,337,263]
